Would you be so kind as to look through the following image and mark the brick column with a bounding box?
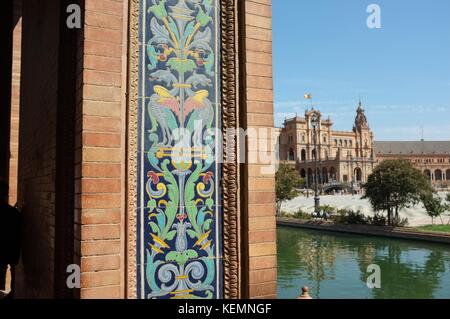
[76,0,127,299]
[9,0,21,205]
[243,0,277,299]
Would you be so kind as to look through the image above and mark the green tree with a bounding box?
[276,164,302,216]
[363,160,433,225]
[421,193,447,225]
[445,193,450,225]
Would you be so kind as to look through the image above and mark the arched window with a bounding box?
[322,167,328,184]
[307,168,313,185]
[354,168,363,182]
[424,170,431,180]
[300,169,306,178]
[288,148,295,161]
[435,169,443,181]
[330,167,336,181]
[323,135,327,143]
[301,149,306,161]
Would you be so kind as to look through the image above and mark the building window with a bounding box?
[289,148,295,161]
[435,169,443,181]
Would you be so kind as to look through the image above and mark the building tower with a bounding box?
[353,101,374,182]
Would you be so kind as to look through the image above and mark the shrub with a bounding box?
[368,214,388,226]
[278,210,312,221]
[279,211,291,218]
[392,216,409,227]
[345,210,368,225]
[332,209,367,225]
[294,209,312,220]
[319,205,337,215]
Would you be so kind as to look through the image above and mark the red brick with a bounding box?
[81,285,121,299]
[81,240,121,256]
[83,133,121,147]
[81,194,121,209]
[81,224,121,240]
[81,255,121,272]
[82,163,122,178]
[81,270,121,288]
[82,179,122,193]
[81,209,121,225]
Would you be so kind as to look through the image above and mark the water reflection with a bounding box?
[277,226,450,299]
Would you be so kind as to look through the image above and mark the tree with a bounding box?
[276,164,302,216]
[446,194,450,225]
[363,160,433,226]
[421,193,447,225]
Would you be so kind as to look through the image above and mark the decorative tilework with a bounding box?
[136,0,222,299]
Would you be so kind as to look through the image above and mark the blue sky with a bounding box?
[273,0,450,141]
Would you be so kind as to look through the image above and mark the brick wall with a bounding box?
[11,0,275,299]
[75,0,127,299]
[0,1,13,183]
[15,0,61,299]
[243,0,277,299]
[9,0,22,206]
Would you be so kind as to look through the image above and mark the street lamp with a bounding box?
[311,113,320,215]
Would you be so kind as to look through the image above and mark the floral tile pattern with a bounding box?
[136,0,222,299]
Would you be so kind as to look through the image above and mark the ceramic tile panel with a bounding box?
[136,0,222,299]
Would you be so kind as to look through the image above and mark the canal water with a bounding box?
[277,226,450,299]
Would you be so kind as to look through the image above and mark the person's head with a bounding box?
[0,179,9,203]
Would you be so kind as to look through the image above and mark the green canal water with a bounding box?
[277,226,450,299]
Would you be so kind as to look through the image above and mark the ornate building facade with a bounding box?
[279,103,376,186]
[279,103,450,188]
[375,141,450,187]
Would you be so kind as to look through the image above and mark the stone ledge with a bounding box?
[277,218,450,244]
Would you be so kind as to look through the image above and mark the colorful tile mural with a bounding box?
[137,0,222,299]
